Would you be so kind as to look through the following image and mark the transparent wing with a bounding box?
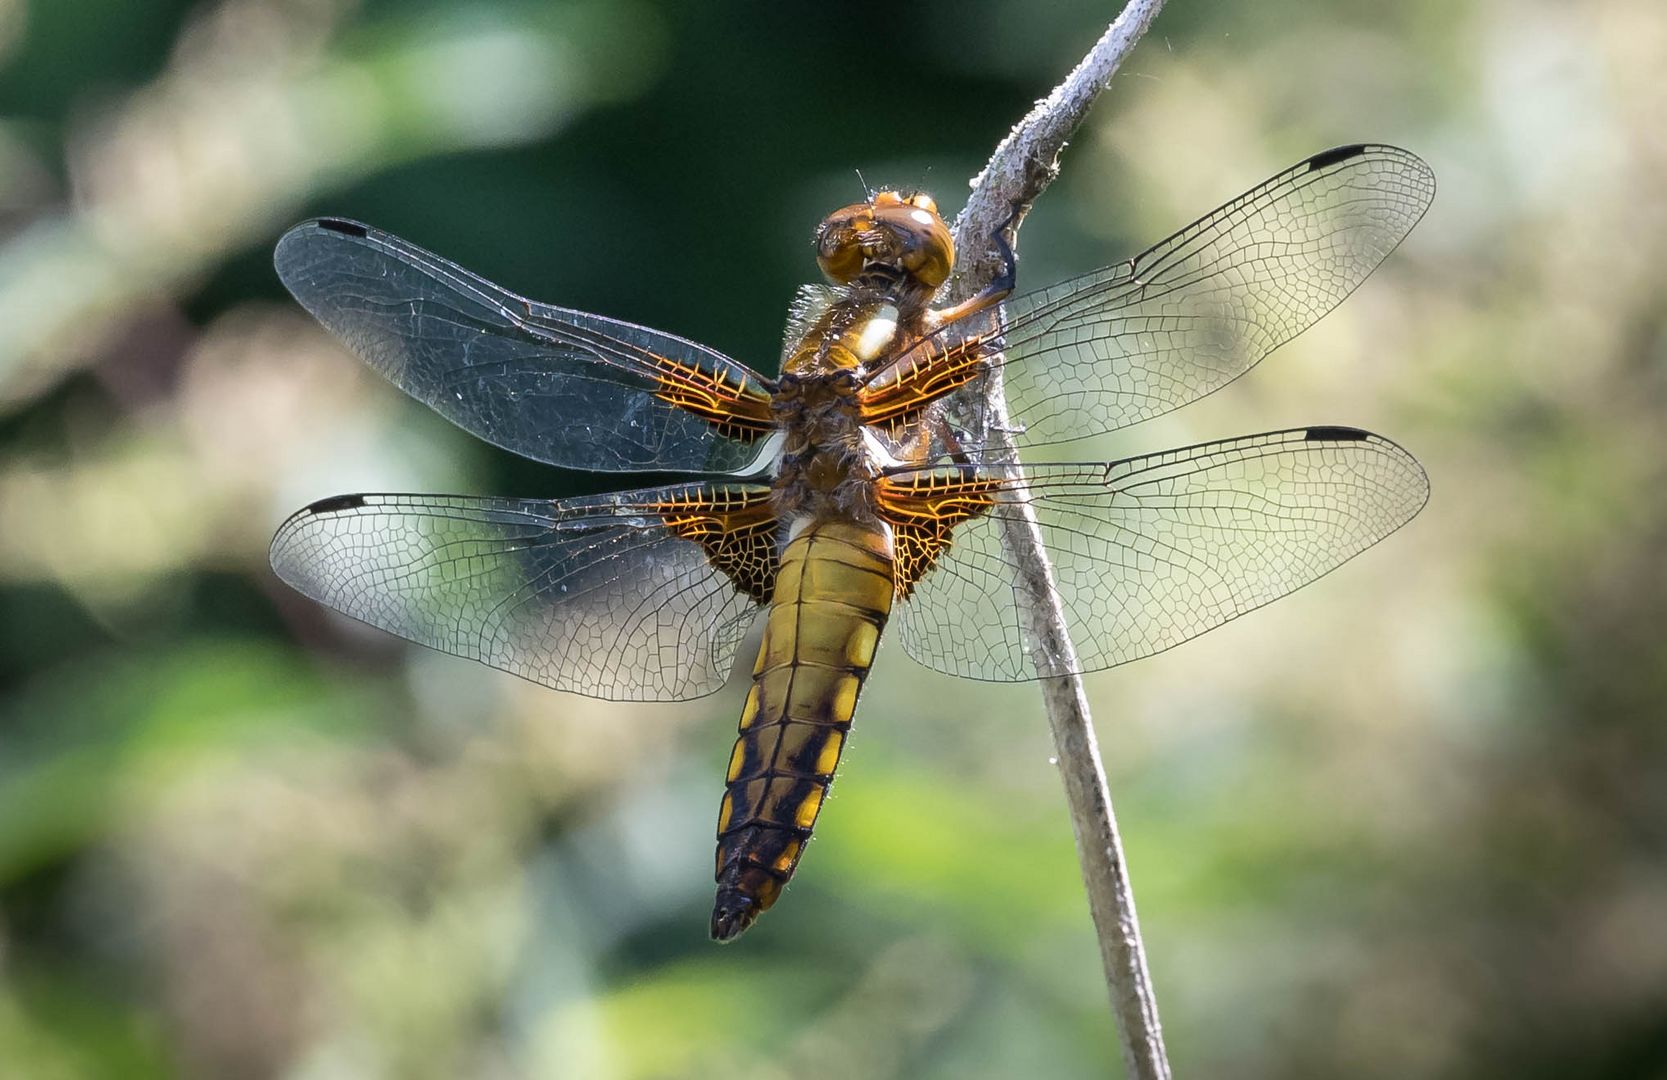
[889,145,1435,452]
[270,484,776,701]
[275,220,777,475]
[890,427,1428,681]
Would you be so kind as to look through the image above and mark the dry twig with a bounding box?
[941,4,1171,1077]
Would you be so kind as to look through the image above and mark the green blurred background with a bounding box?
[2,0,1664,1076]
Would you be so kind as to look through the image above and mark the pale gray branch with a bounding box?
[944,4,1171,1079]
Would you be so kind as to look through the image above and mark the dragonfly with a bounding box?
[270,144,1435,941]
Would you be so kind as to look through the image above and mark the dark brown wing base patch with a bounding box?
[876,469,1004,597]
[652,487,781,603]
[652,353,777,442]
[857,334,993,428]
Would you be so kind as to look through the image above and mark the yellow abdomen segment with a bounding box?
[710,520,894,941]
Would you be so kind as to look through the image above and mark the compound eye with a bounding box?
[908,193,938,214]
[817,232,864,282]
[873,190,906,208]
[815,207,870,283]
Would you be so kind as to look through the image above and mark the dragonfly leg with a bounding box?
[930,200,1021,327]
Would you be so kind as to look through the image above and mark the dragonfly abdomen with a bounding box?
[710,520,894,941]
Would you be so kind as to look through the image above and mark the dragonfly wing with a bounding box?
[275,220,777,475]
[270,484,778,701]
[883,427,1428,682]
[875,145,1434,453]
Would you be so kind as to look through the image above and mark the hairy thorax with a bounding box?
[770,272,934,524]
[769,369,875,522]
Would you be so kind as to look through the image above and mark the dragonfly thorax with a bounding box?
[773,231,941,522]
[770,370,880,523]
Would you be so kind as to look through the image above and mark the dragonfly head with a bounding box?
[815,190,953,290]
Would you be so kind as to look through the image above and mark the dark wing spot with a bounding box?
[315,218,370,238]
[1305,425,1370,442]
[306,493,368,513]
[1306,144,1369,171]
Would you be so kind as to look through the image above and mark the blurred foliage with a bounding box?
[1,0,1665,1077]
